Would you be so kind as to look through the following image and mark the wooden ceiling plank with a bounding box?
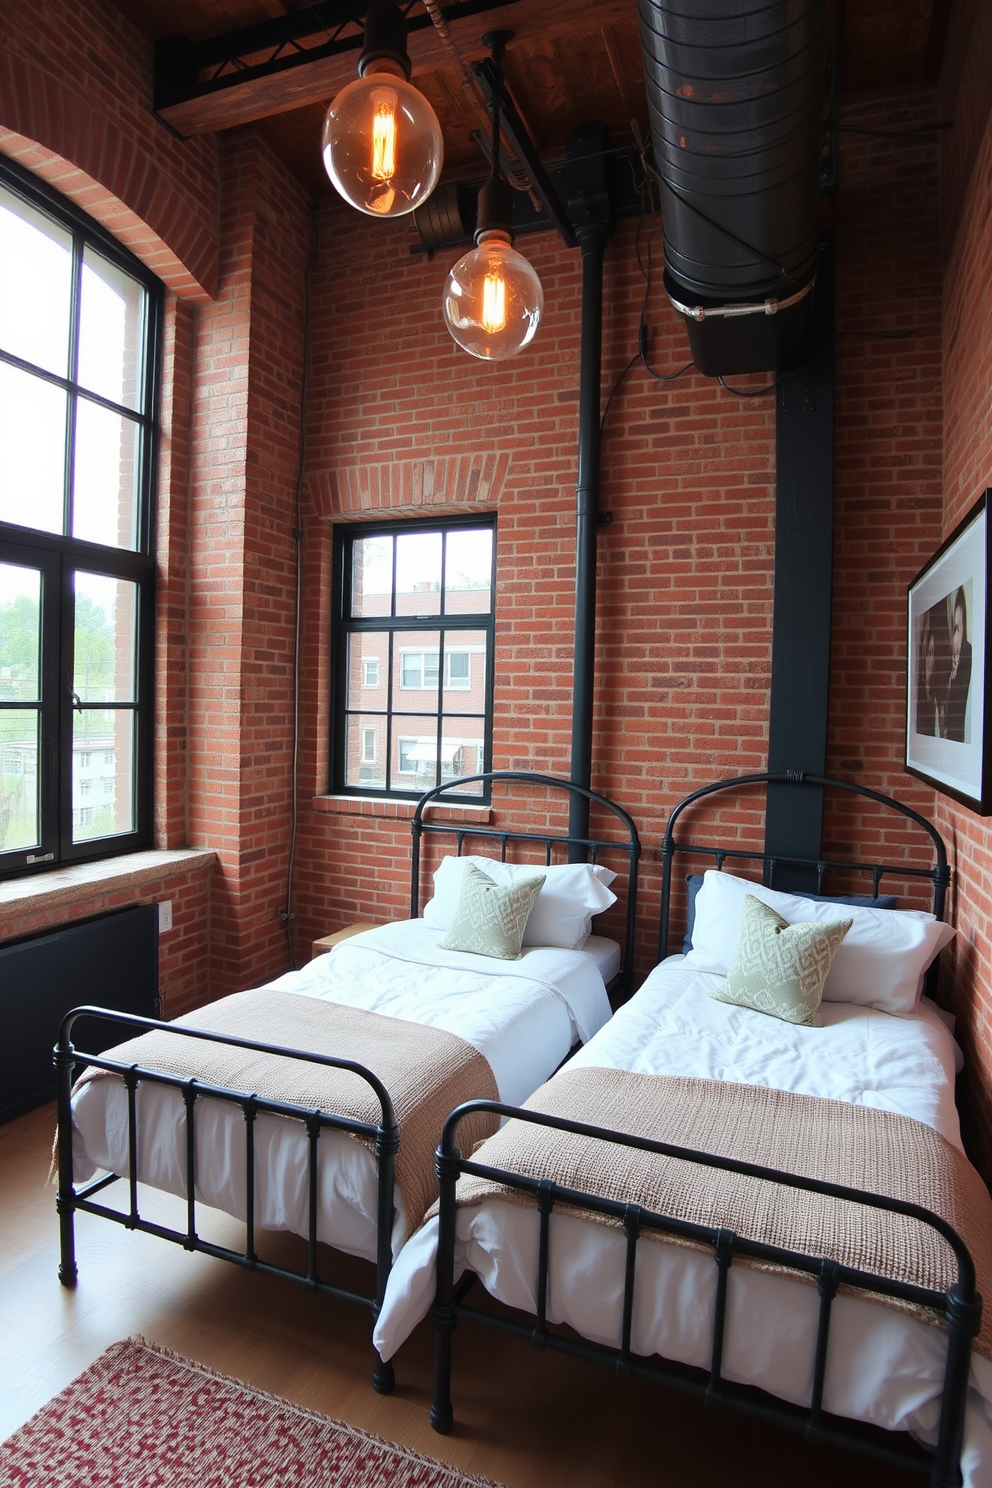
[156,0,633,135]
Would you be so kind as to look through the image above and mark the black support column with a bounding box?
[565,126,614,857]
[763,236,835,888]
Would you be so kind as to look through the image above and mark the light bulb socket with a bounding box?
[476,174,513,240]
[358,1,412,81]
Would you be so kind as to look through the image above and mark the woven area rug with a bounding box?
[0,1337,507,1488]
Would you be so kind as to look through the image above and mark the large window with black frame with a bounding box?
[0,163,160,878]
[332,517,496,801]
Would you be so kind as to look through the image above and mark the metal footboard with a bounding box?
[431,1100,982,1487]
[55,1005,400,1394]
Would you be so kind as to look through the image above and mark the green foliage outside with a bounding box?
[0,589,118,848]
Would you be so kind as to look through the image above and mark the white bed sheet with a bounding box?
[373,957,992,1484]
[70,920,615,1264]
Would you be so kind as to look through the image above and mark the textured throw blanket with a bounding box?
[444,1067,992,1358]
[74,989,499,1237]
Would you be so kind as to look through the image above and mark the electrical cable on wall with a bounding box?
[282,203,322,971]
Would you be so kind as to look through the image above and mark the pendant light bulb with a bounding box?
[321,3,443,218]
[443,229,544,359]
[441,32,542,360]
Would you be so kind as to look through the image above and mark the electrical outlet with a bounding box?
[158,900,173,933]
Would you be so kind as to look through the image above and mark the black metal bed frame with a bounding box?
[428,772,980,1486]
[56,1007,400,1390]
[412,771,642,1003]
[54,770,640,1392]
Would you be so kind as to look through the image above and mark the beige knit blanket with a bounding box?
[74,989,499,1238]
[445,1067,992,1358]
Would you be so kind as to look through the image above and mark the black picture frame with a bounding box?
[906,491,990,812]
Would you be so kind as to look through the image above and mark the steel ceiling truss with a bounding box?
[154,0,518,114]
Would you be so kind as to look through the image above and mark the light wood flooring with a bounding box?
[1,1101,921,1486]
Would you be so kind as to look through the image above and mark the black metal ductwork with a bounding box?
[639,0,828,376]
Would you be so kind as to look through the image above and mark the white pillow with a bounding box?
[682,869,955,1016]
[423,855,618,949]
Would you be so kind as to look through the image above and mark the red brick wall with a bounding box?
[935,3,992,1179]
[186,132,313,997]
[5,0,992,1186]
[825,87,944,886]
[0,0,220,299]
[293,204,777,979]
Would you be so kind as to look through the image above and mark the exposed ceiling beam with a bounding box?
[154,0,633,136]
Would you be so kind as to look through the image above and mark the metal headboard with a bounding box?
[659,771,951,985]
[411,772,641,1001]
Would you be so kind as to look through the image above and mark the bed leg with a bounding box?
[431,1141,459,1434]
[372,1352,395,1394]
[55,1036,78,1287]
[430,1320,454,1434]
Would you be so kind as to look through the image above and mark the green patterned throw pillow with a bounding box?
[709,894,852,1026]
[438,863,546,960]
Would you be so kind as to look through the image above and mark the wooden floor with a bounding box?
[1,1101,922,1487]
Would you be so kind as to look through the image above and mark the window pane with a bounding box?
[72,400,140,549]
[0,187,72,376]
[397,630,440,696]
[392,714,438,789]
[74,572,137,702]
[444,528,493,615]
[0,709,40,850]
[396,532,441,616]
[0,362,66,534]
[73,709,134,841]
[78,247,146,409]
[346,632,388,712]
[351,535,392,617]
[441,631,487,707]
[440,723,485,790]
[0,563,41,700]
[344,713,386,790]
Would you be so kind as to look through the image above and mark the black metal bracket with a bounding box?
[472,57,577,249]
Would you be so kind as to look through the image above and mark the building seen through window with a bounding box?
[332,517,496,800]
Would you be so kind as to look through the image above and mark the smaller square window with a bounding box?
[362,658,379,687]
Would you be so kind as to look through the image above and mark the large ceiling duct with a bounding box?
[639,0,828,376]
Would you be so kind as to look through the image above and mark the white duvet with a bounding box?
[374,957,992,1484]
[70,920,614,1262]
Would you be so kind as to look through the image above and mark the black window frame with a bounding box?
[331,515,496,803]
[0,159,161,880]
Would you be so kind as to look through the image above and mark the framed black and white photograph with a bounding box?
[906,490,990,812]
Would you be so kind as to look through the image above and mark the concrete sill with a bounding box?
[0,848,217,918]
[312,795,493,823]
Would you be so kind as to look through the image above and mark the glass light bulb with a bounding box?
[322,69,443,218]
[443,232,544,360]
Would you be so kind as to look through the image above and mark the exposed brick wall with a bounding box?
[0,0,220,299]
[6,0,992,1189]
[186,132,313,997]
[825,87,944,887]
[293,205,777,980]
[935,7,992,1181]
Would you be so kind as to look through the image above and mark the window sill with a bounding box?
[312,795,493,824]
[0,848,216,917]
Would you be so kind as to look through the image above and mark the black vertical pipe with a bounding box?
[764,237,835,889]
[568,224,608,859]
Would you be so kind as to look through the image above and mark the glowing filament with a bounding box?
[481,270,507,333]
[371,96,397,181]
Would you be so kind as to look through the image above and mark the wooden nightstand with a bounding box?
[311,923,381,960]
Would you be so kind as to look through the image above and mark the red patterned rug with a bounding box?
[0,1337,507,1488]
